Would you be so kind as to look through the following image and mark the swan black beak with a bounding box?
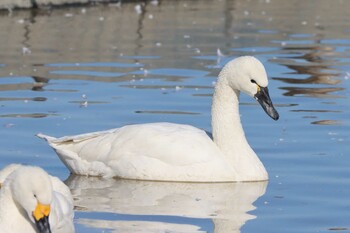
[254,86,279,120]
[35,215,51,233]
[33,203,52,233]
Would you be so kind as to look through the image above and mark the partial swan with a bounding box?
[0,164,74,233]
[37,56,279,182]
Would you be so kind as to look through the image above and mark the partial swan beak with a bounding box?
[33,202,51,233]
[254,86,279,120]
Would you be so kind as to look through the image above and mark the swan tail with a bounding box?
[36,133,57,142]
[37,133,115,178]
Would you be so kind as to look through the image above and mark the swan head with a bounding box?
[222,56,279,120]
[8,166,53,233]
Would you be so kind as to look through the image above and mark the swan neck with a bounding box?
[211,80,246,153]
[211,75,268,181]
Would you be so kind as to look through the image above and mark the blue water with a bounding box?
[0,1,349,232]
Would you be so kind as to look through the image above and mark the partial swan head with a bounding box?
[0,163,21,187]
[221,56,279,120]
[8,166,53,233]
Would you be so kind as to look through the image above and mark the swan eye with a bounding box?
[251,79,260,92]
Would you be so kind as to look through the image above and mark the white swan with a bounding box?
[37,56,279,182]
[0,164,74,233]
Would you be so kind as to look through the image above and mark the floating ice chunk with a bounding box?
[151,0,159,6]
[80,101,88,108]
[175,86,182,91]
[22,47,31,54]
[344,72,350,80]
[110,1,122,8]
[328,131,338,136]
[135,4,142,14]
[217,48,225,57]
[4,123,15,128]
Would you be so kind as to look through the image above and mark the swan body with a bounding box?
[0,164,74,233]
[38,56,279,182]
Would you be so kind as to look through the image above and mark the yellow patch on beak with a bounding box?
[256,84,261,93]
[33,202,51,221]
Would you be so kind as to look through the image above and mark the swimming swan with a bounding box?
[0,164,74,233]
[37,56,279,182]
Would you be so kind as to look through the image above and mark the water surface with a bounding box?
[0,0,349,232]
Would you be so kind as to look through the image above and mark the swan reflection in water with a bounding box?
[65,176,267,232]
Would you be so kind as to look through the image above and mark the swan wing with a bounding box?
[38,123,236,182]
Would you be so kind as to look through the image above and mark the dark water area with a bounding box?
[0,0,349,232]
